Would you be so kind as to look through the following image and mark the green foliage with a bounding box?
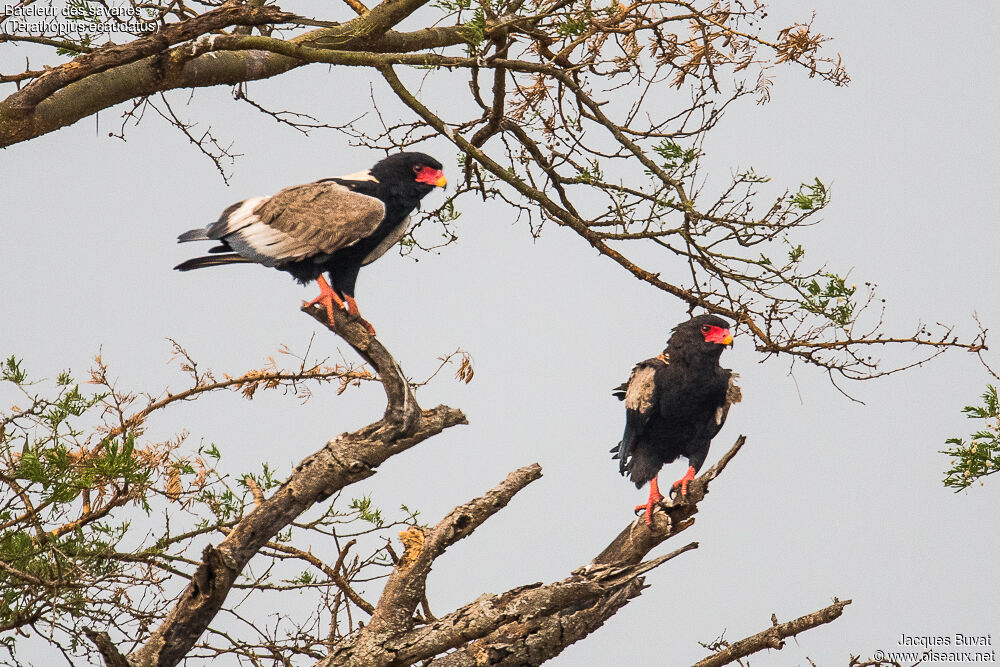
[557,11,590,36]
[468,8,487,47]
[738,167,771,183]
[437,199,463,223]
[433,0,490,52]
[0,360,144,647]
[653,139,700,171]
[199,442,222,460]
[55,35,93,56]
[2,355,26,383]
[0,351,428,660]
[243,461,281,492]
[797,272,856,326]
[351,495,384,527]
[64,0,102,23]
[791,177,829,210]
[576,159,604,184]
[942,386,1000,491]
[433,0,472,12]
[54,0,100,54]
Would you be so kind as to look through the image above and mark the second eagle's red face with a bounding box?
[701,324,733,345]
[414,165,448,188]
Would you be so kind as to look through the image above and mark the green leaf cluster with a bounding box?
[557,11,591,37]
[350,495,384,527]
[652,139,699,171]
[433,0,473,12]
[0,359,146,643]
[791,178,829,210]
[797,272,855,326]
[942,386,1000,491]
[576,159,604,184]
[0,351,430,659]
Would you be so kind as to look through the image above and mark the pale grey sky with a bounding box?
[2,1,999,665]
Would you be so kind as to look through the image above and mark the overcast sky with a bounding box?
[2,1,999,665]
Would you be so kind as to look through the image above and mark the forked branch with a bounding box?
[311,434,846,666]
[113,304,466,667]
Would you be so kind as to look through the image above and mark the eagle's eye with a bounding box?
[701,324,711,334]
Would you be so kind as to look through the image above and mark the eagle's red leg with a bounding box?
[343,295,377,335]
[634,476,664,525]
[671,466,697,496]
[306,275,346,322]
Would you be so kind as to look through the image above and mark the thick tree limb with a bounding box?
[319,437,748,666]
[367,463,544,633]
[82,628,129,667]
[409,437,748,666]
[390,542,697,665]
[323,542,696,666]
[326,464,545,665]
[2,5,296,113]
[0,6,523,147]
[392,542,699,667]
[120,304,466,667]
[692,598,853,667]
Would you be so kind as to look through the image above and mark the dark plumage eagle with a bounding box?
[174,152,446,333]
[611,314,740,524]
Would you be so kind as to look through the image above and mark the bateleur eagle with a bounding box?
[174,152,447,333]
[611,314,741,525]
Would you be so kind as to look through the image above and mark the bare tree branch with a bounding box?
[692,598,853,667]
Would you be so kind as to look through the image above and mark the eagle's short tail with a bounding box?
[610,435,661,488]
[177,228,212,243]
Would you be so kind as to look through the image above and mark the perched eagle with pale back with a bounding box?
[174,152,447,333]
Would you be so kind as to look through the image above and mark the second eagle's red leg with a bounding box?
[671,466,697,496]
[635,476,664,525]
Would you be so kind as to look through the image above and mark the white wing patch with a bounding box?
[215,196,269,235]
[625,364,658,413]
[715,373,742,425]
[726,373,742,405]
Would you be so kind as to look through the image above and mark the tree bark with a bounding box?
[314,436,798,667]
[123,304,466,667]
[0,0,518,147]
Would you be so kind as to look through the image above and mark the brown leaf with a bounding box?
[166,468,182,502]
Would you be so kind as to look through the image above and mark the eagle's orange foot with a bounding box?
[671,466,697,496]
[634,477,664,525]
[344,296,376,335]
[307,275,347,323]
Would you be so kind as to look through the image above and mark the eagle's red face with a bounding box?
[701,324,733,345]
[414,164,447,188]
